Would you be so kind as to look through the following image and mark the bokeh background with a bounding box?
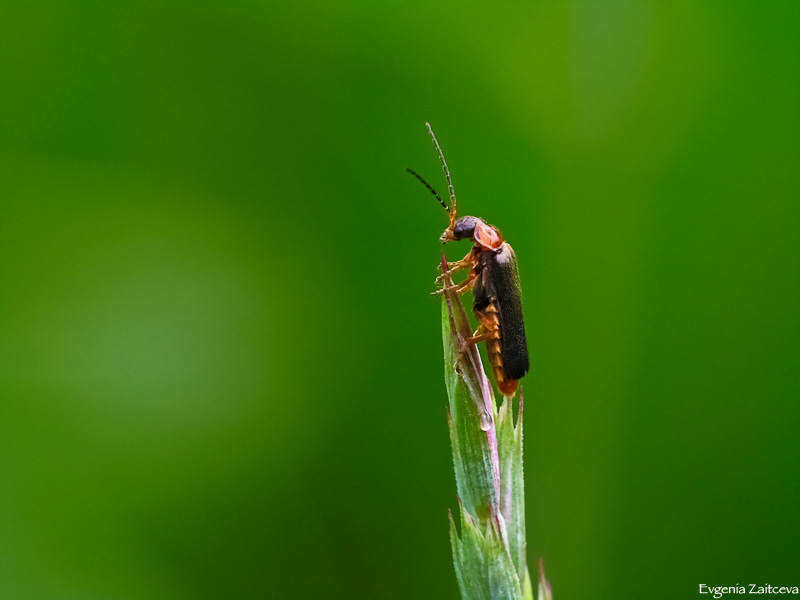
[1,2,798,598]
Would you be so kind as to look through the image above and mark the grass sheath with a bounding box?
[439,256,550,600]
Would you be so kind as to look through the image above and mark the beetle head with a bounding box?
[442,215,503,249]
[440,215,479,243]
[409,124,505,249]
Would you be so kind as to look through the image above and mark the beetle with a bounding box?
[407,122,529,396]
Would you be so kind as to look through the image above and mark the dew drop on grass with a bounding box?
[479,410,493,431]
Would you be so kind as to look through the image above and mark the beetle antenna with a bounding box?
[425,122,457,216]
[406,168,449,213]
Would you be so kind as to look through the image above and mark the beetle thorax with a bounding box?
[473,220,504,250]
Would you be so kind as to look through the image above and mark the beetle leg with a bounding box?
[435,249,476,284]
[452,276,476,294]
[474,306,501,333]
[464,328,494,345]
[454,325,494,368]
[435,255,472,280]
[433,270,477,295]
[468,309,500,344]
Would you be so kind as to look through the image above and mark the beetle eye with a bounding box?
[453,216,479,240]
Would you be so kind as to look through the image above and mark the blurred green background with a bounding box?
[1,1,798,598]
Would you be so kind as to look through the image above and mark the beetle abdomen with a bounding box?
[482,303,519,396]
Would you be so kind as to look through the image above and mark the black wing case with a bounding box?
[484,243,529,380]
